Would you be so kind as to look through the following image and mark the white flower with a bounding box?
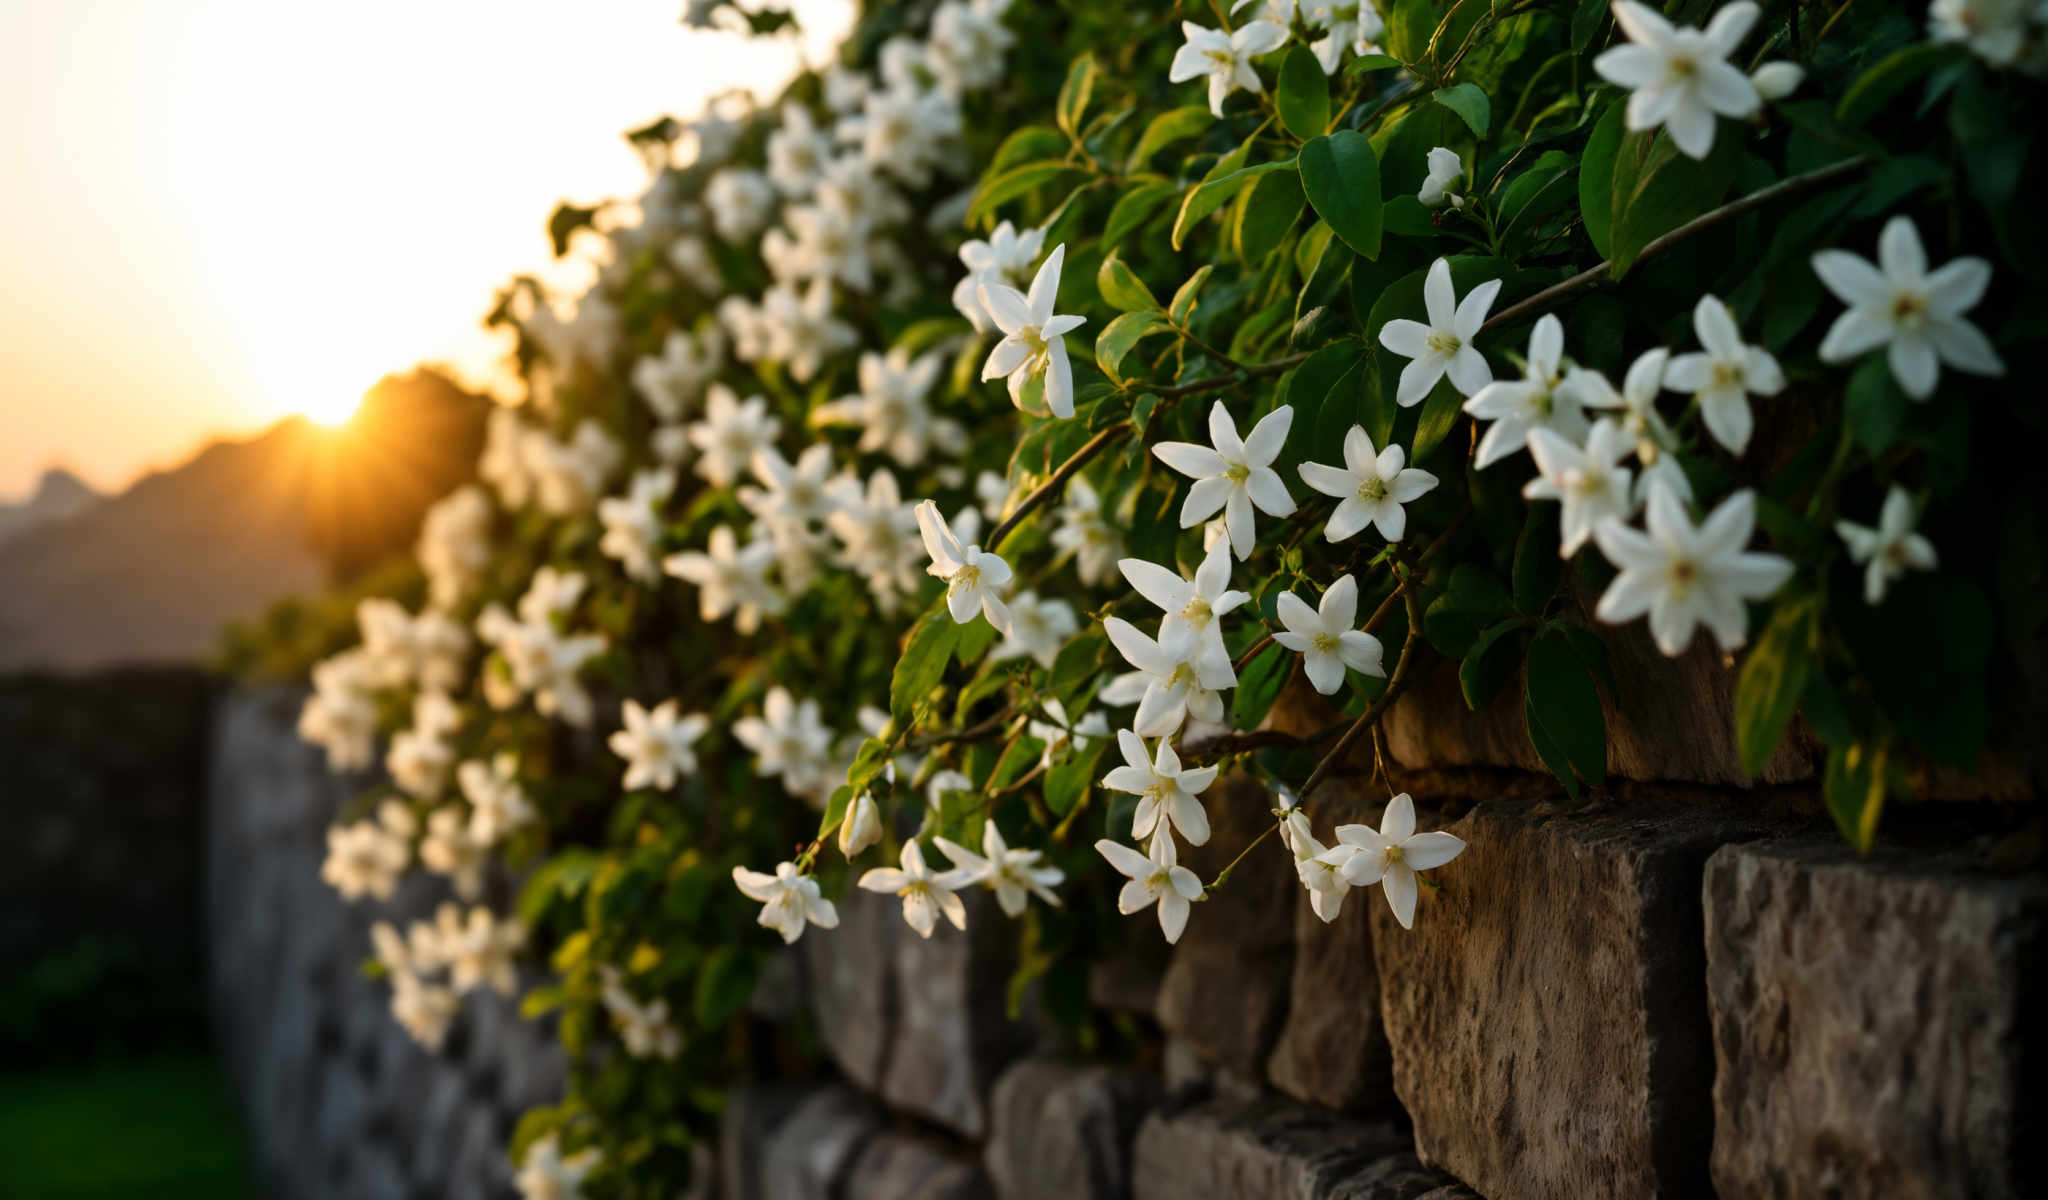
[1836,487,1937,605]
[763,196,874,291]
[839,790,884,857]
[1663,295,1784,456]
[664,525,786,634]
[1095,829,1204,943]
[415,485,494,610]
[818,151,910,228]
[1117,537,1248,671]
[667,233,721,292]
[458,753,532,844]
[858,840,974,938]
[756,280,858,382]
[599,968,680,1059]
[1524,419,1638,557]
[1102,617,1237,736]
[517,1136,600,1200]
[917,500,1015,634]
[1750,60,1804,100]
[1047,475,1124,586]
[389,970,459,1051]
[1151,401,1296,558]
[597,468,675,584]
[1028,698,1110,767]
[826,469,924,606]
[929,0,1019,92]
[1290,826,1359,923]
[419,806,488,899]
[387,691,460,801]
[767,101,833,196]
[734,688,837,800]
[1461,314,1588,469]
[841,80,961,186]
[298,648,380,770]
[1297,426,1439,542]
[706,167,776,241]
[1376,258,1499,406]
[518,565,587,625]
[525,420,622,515]
[935,821,1064,916]
[1929,0,2043,68]
[733,861,840,944]
[320,817,409,901]
[607,699,710,792]
[631,326,724,422]
[1593,483,1794,655]
[1272,574,1387,695]
[1169,20,1288,117]
[813,348,962,467]
[1593,1,1762,160]
[1102,728,1219,845]
[1335,793,1465,929]
[740,444,837,530]
[925,768,976,811]
[1417,146,1464,207]
[1302,0,1386,73]
[952,221,1046,332]
[979,244,1086,420]
[1569,347,1676,464]
[1813,215,2005,400]
[993,590,1079,669]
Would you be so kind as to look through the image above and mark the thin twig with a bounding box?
[1148,351,1311,399]
[905,706,1014,750]
[986,424,1128,551]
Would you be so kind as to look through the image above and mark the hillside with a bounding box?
[0,468,100,546]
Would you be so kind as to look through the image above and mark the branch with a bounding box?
[905,706,1014,750]
[1479,155,1874,335]
[1148,351,1311,399]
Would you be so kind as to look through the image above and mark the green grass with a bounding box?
[0,1053,248,1198]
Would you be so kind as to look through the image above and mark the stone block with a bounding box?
[1370,799,1771,1200]
[1704,838,2048,1199]
[986,1060,1161,1200]
[877,889,1030,1139]
[1155,772,1298,1078]
[843,1132,988,1200]
[718,1081,813,1200]
[758,1085,880,1200]
[1133,1095,1454,1200]
[801,887,897,1090]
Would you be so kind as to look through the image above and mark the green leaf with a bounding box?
[1845,355,1908,454]
[891,608,959,724]
[1837,42,1964,129]
[1459,618,1525,710]
[968,162,1088,227]
[1095,311,1173,380]
[1578,100,1625,259]
[1512,506,1563,614]
[1524,626,1607,794]
[1569,0,1609,52]
[1824,741,1887,852]
[1344,52,1401,75]
[1410,380,1465,462]
[1607,126,1738,276]
[1044,740,1105,816]
[1170,265,1214,326]
[1278,341,1368,469]
[1127,105,1214,170]
[1234,168,1307,265]
[694,946,758,1027]
[1103,179,1179,246]
[1057,54,1098,138]
[1423,564,1513,658]
[1735,595,1821,778]
[1432,83,1490,136]
[1174,159,1295,250]
[990,125,1071,173]
[1232,642,1292,729]
[1298,131,1383,259]
[1277,45,1331,141]
[818,785,855,839]
[1097,253,1160,311]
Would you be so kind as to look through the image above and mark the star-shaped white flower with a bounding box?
[858,840,974,938]
[1290,826,1359,924]
[597,468,676,584]
[1377,258,1500,407]
[1813,215,2005,400]
[733,687,836,799]
[1836,486,1937,605]
[631,326,723,422]
[1028,698,1110,768]
[1663,295,1784,456]
[1102,728,1219,846]
[1524,419,1637,557]
[687,385,782,488]
[1095,829,1204,943]
[1335,793,1466,929]
[953,220,1047,332]
[826,469,923,606]
[916,499,1014,634]
[1051,475,1124,586]
[936,822,1065,917]
[1152,401,1296,558]
[1302,0,1385,74]
[1461,314,1588,469]
[1594,0,1762,160]
[663,525,786,634]
[1272,574,1387,695]
[740,444,837,529]
[1567,347,1676,465]
[1102,617,1238,736]
[1418,145,1464,208]
[458,753,532,844]
[599,967,680,1060]
[992,589,1079,669]
[1593,483,1793,655]
[607,698,710,792]
[1297,426,1439,542]
[979,243,1086,419]
[1117,538,1248,671]
[1169,20,1288,117]
[812,348,962,467]
[732,861,840,944]
[516,1135,601,1200]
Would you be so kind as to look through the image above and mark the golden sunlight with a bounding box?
[295,390,365,428]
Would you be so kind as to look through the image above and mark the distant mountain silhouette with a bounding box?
[0,467,101,546]
[0,369,488,673]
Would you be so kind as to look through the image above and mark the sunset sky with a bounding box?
[0,0,848,500]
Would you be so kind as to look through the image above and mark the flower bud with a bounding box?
[839,790,882,857]
[1750,61,1804,102]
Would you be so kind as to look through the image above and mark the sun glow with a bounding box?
[297,390,365,428]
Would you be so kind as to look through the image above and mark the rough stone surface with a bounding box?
[1268,786,1395,1112]
[1133,1095,1457,1200]
[801,886,897,1090]
[757,1085,882,1200]
[1705,838,2048,1199]
[1369,798,1774,1200]
[877,889,1030,1137]
[986,1059,1162,1200]
[1155,771,1298,1078]
[719,1082,815,1200]
[843,1131,988,1200]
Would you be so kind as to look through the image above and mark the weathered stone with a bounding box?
[1155,772,1298,1078]
[1704,838,2048,1199]
[878,889,1029,1138]
[801,886,897,1090]
[1087,930,1170,1021]
[1268,786,1394,1112]
[1370,799,1772,1200]
[1133,1095,1452,1200]
[843,1132,988,1200]
[758,1085,880,1200]
[718,1081,814,1200]
[986,1060,1162,1200]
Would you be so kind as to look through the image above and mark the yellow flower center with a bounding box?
[1181,596,1213,627]
[1312,632,1341,654]
[1426,330,1461,355]
[1356,476,1387,502]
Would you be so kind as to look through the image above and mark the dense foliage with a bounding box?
[283,0,2044,1193]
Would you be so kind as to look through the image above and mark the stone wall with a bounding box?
[204,656,2046,1200]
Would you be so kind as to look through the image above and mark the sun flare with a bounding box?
[296,390,364,428]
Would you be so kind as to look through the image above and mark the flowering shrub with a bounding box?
[287,0,2044,1193]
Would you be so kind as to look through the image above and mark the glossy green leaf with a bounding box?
[1097,253,1160,311]
[968,161,1088,227]
[1432,82,1491,136]
[1459,618,1526,710]
[1232,641,1293,729]
[1095,310,1172,379]
[1103,178,1179,246]
[1824,741,1887,852]
[1298,131,1383,258]
[1578,100,1624,259]
[1277,45,1331,140]
[1735,594,1821,778]
[1234,167,1307,265]
[1057,54,1098,137]
[1127,105,1214,170]
[891,608,959,724]
[1170,264,1215,326]
[1837,42,1964,129]
[1173,159,1295,250]
[1524,626,1606,794]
